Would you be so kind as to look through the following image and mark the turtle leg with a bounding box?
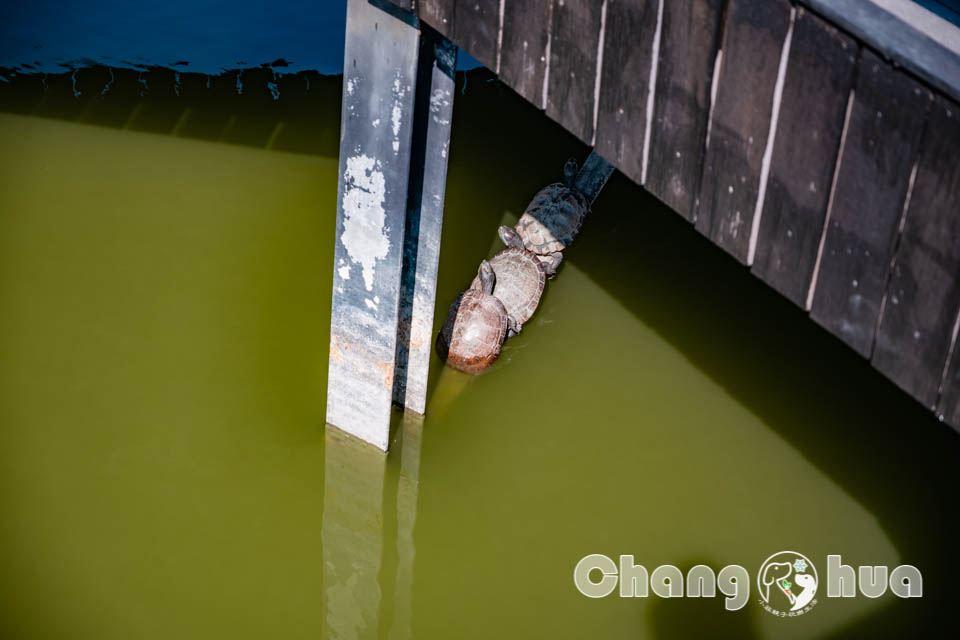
[506,317,521,339]
[539,252,563,278]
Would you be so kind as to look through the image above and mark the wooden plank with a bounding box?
[499,0,554,106]
[453,0,500,69]
[327,0,420,450]
[419,0,456,40]
[545,0,604,144]
[872,95,960,409]
[593,0,659,184]
[799,0,960,104]
[645,0,725,219]
[394,29,457,415]
[694,0,793,263]
[809,50,931,357]
[751,9,857,307]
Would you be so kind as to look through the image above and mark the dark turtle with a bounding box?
[473,226,557,336]
[436,261,509,374]
[514,158,589,260]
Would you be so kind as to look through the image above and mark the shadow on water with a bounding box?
[439,71,960,637]
[646,558,760,639]
[3,64,958,637]
[0,65,343,158]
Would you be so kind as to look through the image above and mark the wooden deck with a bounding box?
[393,0,960,430]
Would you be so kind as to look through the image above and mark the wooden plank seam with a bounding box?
[806,54,860,311]
[747,5,796,266]
[590,0,609,147]
[641,0,665,185]
[871,158,920,357]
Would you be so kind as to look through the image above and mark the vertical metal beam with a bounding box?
[393,28,457,415]
[328,0,420,450]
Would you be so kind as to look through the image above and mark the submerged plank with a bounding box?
[646,0,724,218]
[872,95,960,409]
[545,0,604,144]
[394,29,457,415]
[751,9,857,307]
[593,0,659,184]
[499,0,553,106]
[694,0,792,263]
[453,0,499,70]
[809,50,931,357]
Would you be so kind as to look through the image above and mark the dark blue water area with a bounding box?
[918,0,960,24]
[0,0,480,78]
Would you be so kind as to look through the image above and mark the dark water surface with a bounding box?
[1,70,958,639]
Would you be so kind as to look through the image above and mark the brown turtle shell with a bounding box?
[471,248,546,329]
[516,182,589,255]
[435,288,509,374]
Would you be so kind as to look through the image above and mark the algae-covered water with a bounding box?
[1,71,957,639]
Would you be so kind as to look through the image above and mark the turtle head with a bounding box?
[477,260,496,295]
[498,225,523,249]
[563,157,579,187]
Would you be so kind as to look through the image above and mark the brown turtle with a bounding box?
[436,261,510,374]
[514,158,589,265]
[473,226,558,337]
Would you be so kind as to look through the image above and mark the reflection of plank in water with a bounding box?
[389,413,424,640]
[322,426,387,640]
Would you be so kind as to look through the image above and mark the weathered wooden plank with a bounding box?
[872,95,960,409]
[453,0,500,70]
[751,9,857,307]
[499,0,553,106]
[419,0,456,40]
[809,50,931,357]
[694,0,793,263]
[545,0,604,144]
[646,0,724,219]
[327,0,420,450]
[394,28,457,415]
[593,0,659,184]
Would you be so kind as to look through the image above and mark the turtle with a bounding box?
[435,261,510,374]
[513,157,589,264]
[472,225,558,337]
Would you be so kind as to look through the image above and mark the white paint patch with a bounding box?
[372,118,380,127]
[807,87,855,310]
[346,77,357,96]
[391,76,407,154]
[338,265,351,280]
[340,154,390,291]
[591,0,609,147]
[430,88,451,125]
[747,7,795,267]
[641,0,664,185]
[365,298,378,311]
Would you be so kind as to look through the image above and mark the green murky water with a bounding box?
[1,71,957,639]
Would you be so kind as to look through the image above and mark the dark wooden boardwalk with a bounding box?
[393,0,960,430]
